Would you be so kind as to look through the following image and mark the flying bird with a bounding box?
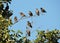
[14,16,18,23]
[20,12,26,17]
[28,11,33,16]
[5,3,9,11]
[26,29,30,36]
[27,21,32,28]
[36,8,40,16]
[40,8,46,13]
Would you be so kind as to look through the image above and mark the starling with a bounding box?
[40,8,46,13]
[20,12,26,17]
[14,16,18,23]
[7,11,13,18]
[2,10,13,19]
[27,21,32,28]
[28,11,33,16]
[26,29,30,36]
[5,3,9,11]
[36,8,40,16]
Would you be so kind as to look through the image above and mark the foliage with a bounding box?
[34,30,60,43]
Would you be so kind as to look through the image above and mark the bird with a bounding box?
[27,21,32,28]
[5,3,9,11]
[2,10,13,19]
[28,11,33,16]
[40,8,46,13]
[26,29,30,36]
[36,8,40,16]
[20,12,26,17]
[7,10,13,17]
[14,16,18,23]
[1,3,10,19]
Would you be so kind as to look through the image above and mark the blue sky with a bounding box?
[9,0,60,42]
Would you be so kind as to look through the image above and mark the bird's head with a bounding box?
[40,8,42,9]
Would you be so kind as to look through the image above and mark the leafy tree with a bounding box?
[34,29,60,43]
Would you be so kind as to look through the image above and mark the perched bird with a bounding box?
[1,3,9,19]
[28,11,33,16]
[5,3,9,11]
[40,8,46,13]
[1,3,12,19]
[2,10,13,19]
[20,12,26,17]
[14,16,18,23]
[36,8,40,16]
[26,29,30,36]
[27,21,32,28]
[7,11,13,18]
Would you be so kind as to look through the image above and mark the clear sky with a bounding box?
[9,0,60,42]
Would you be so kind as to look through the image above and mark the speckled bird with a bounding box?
[40,8,46,13]
[20,12,26,17]
[27,21,32,28]
[26,29,30,36]
[28,11,33,16]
